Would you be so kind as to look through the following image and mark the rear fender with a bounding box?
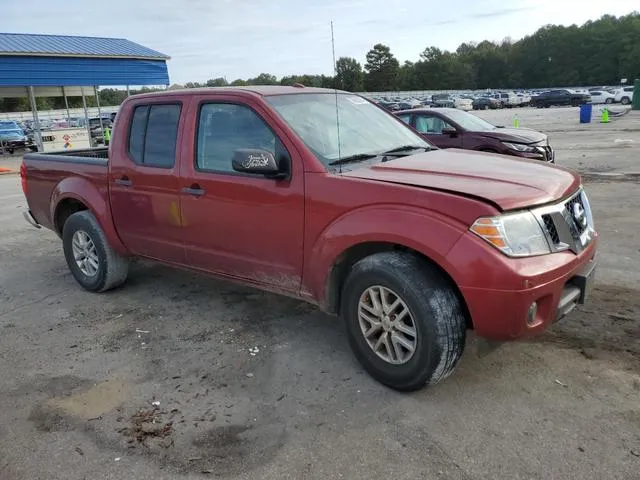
[304,205,468,306]
[50,176,129,255]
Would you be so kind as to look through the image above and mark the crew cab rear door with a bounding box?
[109,99,187,264]
[178,94,305,293]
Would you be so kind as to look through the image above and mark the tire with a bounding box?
[62,211,129,292]
[340,251,466,391]
[621,97,630,105]
[483,104,489,110]
[605,98,613,104]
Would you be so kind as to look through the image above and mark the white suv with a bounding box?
[614,87,634,105]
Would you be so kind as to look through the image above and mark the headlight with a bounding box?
[470,212,551,257]
[502,141,536,153]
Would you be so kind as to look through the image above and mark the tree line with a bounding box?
[1,13,638,113]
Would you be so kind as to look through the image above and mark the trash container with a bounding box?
[579,103,592,124]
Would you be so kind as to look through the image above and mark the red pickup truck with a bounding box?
[21,86,597,391]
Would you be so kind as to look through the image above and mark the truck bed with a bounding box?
[23,147,110,232]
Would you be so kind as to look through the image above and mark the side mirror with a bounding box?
[441,126,457,136]
[232,149,283,177]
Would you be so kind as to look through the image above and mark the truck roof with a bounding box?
[132,85,349,100]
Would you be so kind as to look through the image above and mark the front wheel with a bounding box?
[340,252,466,391]
[62,211,129,292]
[621,97,631,105]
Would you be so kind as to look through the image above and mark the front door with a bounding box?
[109,102,187,264]
[414,114,463,149]
[178,96,305,293]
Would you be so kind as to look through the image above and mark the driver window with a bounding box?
[415,115,451,134]
[196,103,277,173]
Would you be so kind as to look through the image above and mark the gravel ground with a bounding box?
[0,108,639,480]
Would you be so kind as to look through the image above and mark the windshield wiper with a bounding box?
[383,145,432,154]
[328,153,379,166]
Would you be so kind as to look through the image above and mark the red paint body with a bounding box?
[22,86,597,341]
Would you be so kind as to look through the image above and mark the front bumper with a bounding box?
[448,231,598,341]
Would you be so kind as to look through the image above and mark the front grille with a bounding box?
[542,214,560,244]
[532,189,595,254]
[565,195,587,233]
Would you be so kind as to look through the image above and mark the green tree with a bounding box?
[364,44,399,91]
[206,77,228,87]
[335,57,364,91]
[247,73,278,85]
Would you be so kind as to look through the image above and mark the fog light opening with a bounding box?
[527,302,538,326]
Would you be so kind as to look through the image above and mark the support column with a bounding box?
[27,87,43,152]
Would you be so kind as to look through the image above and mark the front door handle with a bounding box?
[114,176,132,187]
[182,184,205,197]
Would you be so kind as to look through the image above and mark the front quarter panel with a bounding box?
[304,204,469,304]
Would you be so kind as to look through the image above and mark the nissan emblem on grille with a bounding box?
[572,202,587,229]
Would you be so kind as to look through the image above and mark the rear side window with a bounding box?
[128,104,181,168]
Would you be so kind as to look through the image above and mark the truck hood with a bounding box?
[479,127,546,144]
[342,149,580,211]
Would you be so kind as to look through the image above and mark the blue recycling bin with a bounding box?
[579,103,592,123]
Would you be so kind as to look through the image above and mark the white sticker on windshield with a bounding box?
[345,96,369,105]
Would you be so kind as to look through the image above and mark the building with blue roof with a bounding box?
[0,33,171,150]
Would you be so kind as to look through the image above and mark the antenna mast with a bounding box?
[331,21,342,170]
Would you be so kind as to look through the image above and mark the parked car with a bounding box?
[472,97,500,110]
[431,93,455,108]
[531,89,591,108]
[589,90,616,104]
[0,120,36,154]
[614,86,634,105]
[516,93,531,106]
[395,107,554,163]
[21,86,596,391]
[453,96,473,111]
[490,92,518,108]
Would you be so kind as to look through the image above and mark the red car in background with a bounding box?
[395,108,554,163]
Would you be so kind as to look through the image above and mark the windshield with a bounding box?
[444,110,497,132]
[0,122,20,130]
[266,93,430,168]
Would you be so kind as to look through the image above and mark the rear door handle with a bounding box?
[114,176,132,187]
[182,185,205,197]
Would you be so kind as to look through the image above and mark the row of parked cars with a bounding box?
[373,85,634,113]
[0,113,118,154]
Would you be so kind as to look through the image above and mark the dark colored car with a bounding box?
[531,90,591,108]
[472,97,500,110]
[431,94,455,108]
[0,121,36,154]
[395,108,554,163]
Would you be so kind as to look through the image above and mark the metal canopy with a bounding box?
[0,33,171,151]
[0,33,170,87]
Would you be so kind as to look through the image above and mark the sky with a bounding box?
[1,0,638,84]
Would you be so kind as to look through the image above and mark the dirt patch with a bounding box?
[46,379,131,420]
[119,406,175,449]
[534,284,640,360]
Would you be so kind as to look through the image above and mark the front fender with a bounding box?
[304,204,468,304]
[50,176,128,255]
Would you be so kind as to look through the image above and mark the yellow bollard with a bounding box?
[600,108,609,124]
[513,115,519,128]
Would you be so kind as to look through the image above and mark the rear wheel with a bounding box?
[605,98,614,104]
[621,97,631,105]
[62,211,129,292]
[340,252,466,391]
[483,104,489,110]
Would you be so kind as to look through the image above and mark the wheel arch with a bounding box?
[322,241,473,329]
[50,176,128,255]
